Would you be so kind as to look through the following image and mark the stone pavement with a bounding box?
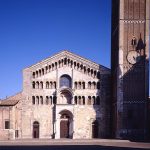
[0,139,150,149]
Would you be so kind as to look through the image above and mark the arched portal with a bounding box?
[33,121,39,138]
[59,110,73,138]
[92,120,99,138]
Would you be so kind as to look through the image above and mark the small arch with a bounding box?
[32,96,35,105]
[46,96,49,105]
[46,81,49,89]
[92,96,96,105]
[36,96,39,105]
[32,81,35,89]
[40,81,43,89]
[45,66,48,73]
[42,68,44,75]
[36,81,39,89]
[49,65,51,72]
[50,96,53,105]
[50,81,53,89]
[39,69,41,76]
[74,82,77,89]
[78,96,81,105]
[36,71,38,78]
[88,81,91,89]
[32,72,35,78]
[88,96,91,105]
[40,96,43,104]
[78,82,81,89]
[82,96,85,105]
[74,96,77,104]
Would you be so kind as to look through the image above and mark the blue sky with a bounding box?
[0,0,111,99]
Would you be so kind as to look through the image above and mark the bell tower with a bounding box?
[111,0,150,140]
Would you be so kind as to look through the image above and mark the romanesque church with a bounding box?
[0,0,150,140]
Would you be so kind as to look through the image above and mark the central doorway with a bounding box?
[59,110,73,138]
[60,119,69,138]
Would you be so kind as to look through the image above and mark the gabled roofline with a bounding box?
[23,50,110,71]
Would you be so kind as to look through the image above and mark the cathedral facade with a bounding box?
[0,0,150,141]
[0,50,111,140]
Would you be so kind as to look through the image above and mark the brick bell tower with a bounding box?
[111,0,150,140]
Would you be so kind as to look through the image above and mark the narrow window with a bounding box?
[32,96,35,105]
[5,120,10,129]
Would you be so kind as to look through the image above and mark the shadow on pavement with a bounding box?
[0,145,148,150]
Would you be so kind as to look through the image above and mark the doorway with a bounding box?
[92,120,99,138]
[33,121,39,138]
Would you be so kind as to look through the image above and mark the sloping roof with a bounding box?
[0,92,22,106]
[24,50,110,71]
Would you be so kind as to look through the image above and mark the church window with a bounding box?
[32,81,35,89]
[60,75,72,88]
[52,63,54,70]
[36,96,39,104]
[88,96,91,105]
[39,69,41,76]
[92,96,96,105]
[84,66,86,74]
[74,82,77,89]
[78,82,81,89]
[42,68,44,75]
[46,96,49,105]
[40,96,43,104]
[78,96,81,105]
[46,81,49,89]
[45,66,48,73]
[36,81,39,89]
[32,96,35,105]
[50,82,53,89]
[36,71,38,78]
[40,82,43,89]
[5,120,10,129]
[82,82,85,89]
[32,72,35,78]
[49,65,51,72]
[74,96,77,104]
[82,96,85,105]
[88,82,91,89]
[50,96,53,104]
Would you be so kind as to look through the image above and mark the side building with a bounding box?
[0,50,111,140]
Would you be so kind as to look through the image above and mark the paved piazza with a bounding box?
[0,139,150,150]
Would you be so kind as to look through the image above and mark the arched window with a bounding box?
[74,96,77,104]
[46,96,49,105]
[33,121,39,138]
[74,82,77,89]
[40,82,43,89]
[36,82,39,89]
[78,96,81,105]
[40,96,43,104]
[32,72,35,78]
[50,82,53,89]
[88,96,91,105]
[42,68,44,75]
[88,82,91,89]
[82,96,85,105]
[36,96,39,105]
[60,75,72,88]
[32,81,35,89]
[32,96,35,105]
[82,82,85,89]
[46,81,49,89]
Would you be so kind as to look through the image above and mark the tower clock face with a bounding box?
[127,50,141,64]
